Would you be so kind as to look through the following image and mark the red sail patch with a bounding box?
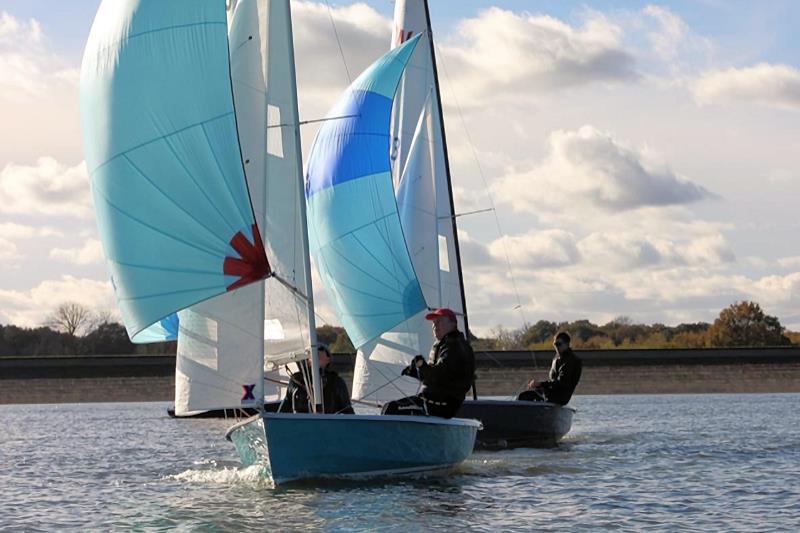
[223,224,270,291]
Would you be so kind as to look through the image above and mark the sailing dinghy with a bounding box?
[81,0,478,485]
[345,0,575,449]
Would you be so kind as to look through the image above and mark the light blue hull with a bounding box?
[226,413,481,485]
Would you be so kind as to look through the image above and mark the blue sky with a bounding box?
[1,1,799,334]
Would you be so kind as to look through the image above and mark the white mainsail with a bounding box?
[174,0,314,414]
[351,0,467,402]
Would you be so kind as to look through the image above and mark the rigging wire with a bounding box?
[433,39,530,330]
[323,0,353,84]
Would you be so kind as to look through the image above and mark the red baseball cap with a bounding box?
[425,307,457,321]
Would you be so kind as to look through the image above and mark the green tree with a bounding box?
[519,320,557,347]
[707,301,790,347]
[561,319,607,344]
[81,322,135,354]
[315,325,341,348]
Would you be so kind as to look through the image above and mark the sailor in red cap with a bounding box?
[381,307,475,418]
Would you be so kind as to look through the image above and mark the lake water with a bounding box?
[2,393,799,532]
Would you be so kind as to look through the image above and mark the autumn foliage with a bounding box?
[707,301,790,347]
[0,299,796,355]
[474,300,795,350]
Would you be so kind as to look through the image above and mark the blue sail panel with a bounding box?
[80,0,267,340]
[133,313,179,343]
[305,90,393,197]
[305,35,425,348]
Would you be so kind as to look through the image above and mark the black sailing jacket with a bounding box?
[538,348,582,405]
[418,329,476,402]
[279,366,355,414]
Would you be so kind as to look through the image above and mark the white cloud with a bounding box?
[640,5,712,67]
[682,234,735,265]
[0,11,77,101]
[0,11,82,165]
[488,229,580,268]
[460,259,781,335]
[456,229,494,269]
[643,5,688,60]
[453,220,744,334]
[0,157,91,218]
[0,222,62,265]
[440,8,636,102]
[49,239,104,266]
[575,229,734,270]
[577,232,662,268]
[0,222,61,239]
[692,63,800,110]
[0,275,116,328]
[752,272,800,301]
[778,256,800,270]
[0,237,20,261]
[293,1,390,112]
[494,125,712,214]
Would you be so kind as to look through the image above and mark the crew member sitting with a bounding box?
[382,307,475,418]
[518,331,582,405]
[279,343,355,414]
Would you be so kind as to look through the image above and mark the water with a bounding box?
[2,394,799,532]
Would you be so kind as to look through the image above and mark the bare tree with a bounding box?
[45,302,94,337]
[89,309,115,331]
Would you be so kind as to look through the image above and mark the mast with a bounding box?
[421,0,476,399]
[283,0,323,412]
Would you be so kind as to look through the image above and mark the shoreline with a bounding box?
[2,347,799,404]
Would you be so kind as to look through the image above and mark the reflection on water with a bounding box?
[1,394,799,531]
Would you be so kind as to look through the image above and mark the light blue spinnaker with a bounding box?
[80,0,269,343]
[134,313,179,343]
[305,34,426,348]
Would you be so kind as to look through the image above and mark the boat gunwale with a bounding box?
[225,411,482,440]
[461,399,577,413]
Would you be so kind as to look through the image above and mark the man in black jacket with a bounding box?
[382,308,475,418]
[279,343,355,414]
[518,331,582,406]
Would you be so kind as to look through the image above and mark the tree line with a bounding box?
[1,300,797,357]
[474,301,799,351]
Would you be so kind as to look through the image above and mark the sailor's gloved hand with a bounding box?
[401,355,426,378]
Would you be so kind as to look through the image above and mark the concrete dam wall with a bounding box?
[1,347,799,404]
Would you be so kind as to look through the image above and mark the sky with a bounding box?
[1,0,799,336]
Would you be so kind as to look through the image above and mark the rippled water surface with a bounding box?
[2,394,799,531]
